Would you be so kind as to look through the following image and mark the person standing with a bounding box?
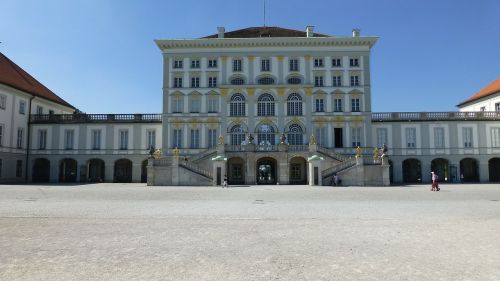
[431,171,439,191]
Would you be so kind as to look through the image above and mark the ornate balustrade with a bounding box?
[372,111,500,122]
[31,113,162,124]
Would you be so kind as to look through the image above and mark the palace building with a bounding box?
[1,26,499,185]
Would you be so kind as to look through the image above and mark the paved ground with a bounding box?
[0,183,500,281]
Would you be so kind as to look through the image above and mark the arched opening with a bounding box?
[227,157,245,185]
[59,158,77,182]
[287,124,304,145]
[87,159,105,182]
[256,123,276,145]
[114,159,132,183]
[402,158,421,183]
[489,158,500,182]
[287,93,303,116]
[32,158,50,182]
[229,124,247,145]
[229,93,245,116]
[141,159,148,183]
[257,93,275,116]
[460,158,479,182]
[289,157,307,184]
[431,158,449,182]
[256,157,277,185]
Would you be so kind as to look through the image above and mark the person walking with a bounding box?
[431,171,440,191]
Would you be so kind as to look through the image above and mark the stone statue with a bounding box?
[381,143,388,157]
[309,134,316,145]
[373,147,379,160]
[280,133,287,144]
[153,149,162,159]
[355,146,362,158]
[217,135,224,145]
[148,146,155,158]
[247,134,254,144]
[173,147,180,157]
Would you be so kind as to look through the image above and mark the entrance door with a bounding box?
[256,159,276,184]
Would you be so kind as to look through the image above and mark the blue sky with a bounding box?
[1,0,499,113]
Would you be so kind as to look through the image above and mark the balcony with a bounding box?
[371,111,500,122]
[31,114,163,124]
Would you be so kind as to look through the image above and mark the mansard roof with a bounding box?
[0,52,75,109]
[458,78,500,107]
[202,26,330,38]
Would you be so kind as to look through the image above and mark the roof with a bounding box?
[0,52,75,109]
[202,26,330,38]
[458,78,500,107]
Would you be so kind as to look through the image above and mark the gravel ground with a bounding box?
[1,183,500,281]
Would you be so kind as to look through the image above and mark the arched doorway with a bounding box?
[256,157,277,184]
[289,156,307,184]
[32,158,50,182]
[141,159,148,183]
[114,159,132,183]
[460,158,479,182]
[489,158,500,182]
[402,158,421,183]
[87,159,105,182]
[227,157,245,185]
[59,158,77,182]
[431,158,449,182]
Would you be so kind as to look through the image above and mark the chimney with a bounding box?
[306,26,314,37]
[352,28,360,37]
[217,27,225,38]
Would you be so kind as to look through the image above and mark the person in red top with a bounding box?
[431,171,440,191]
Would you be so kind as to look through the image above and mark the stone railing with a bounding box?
[153,158,172,166]
[31,113,162,124]
[316,146,349,161]
[372,111,500,122]
[189,148,217,163]
[321,158,357,178]
[179,161,213,179]
[288,145,309,152]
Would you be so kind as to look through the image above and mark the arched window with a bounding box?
[257,77,275,85]
[287,124,303,145]
[257,124,275,145]
[230,125,246,145]
[287,77,301,84]
[230,78,245,85]
[230,94,246,116]
[287,93,303,116]
[257,93,275,116]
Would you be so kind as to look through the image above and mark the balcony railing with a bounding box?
[372,111,500,122]
[31,114,162,124]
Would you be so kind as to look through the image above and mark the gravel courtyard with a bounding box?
[1,183,499,281]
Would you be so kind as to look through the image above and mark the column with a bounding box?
[132,162,141,182]
[105,162,114,183]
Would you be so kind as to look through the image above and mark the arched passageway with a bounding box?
[59,158,77,182]
[489,158,500,182]
[460,158,479,182]
[431,158,449,182]
[114,159,132,183]
[88,159,105,182]
[256,157,277,185]
[402,158,421,183]
[141,159,148,183]
[227,157,245,185]
[289,156,307,184]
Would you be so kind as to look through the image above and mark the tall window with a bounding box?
[315,98,324,112]
[287,124,303,145]
[147,130,156,149]
[19,101,26,114]
[332,58,342,67]
[351,127,361,147]
[289,59,299,71]
[172,95,183,113]
[173,129,182,148]
[314,76,324,87]
[405,128,417,148]
[0,124,3,146]
[351,98,360,112]
[208,59,217,68]
[190,129,200,148]
[315,126,327,146]
[190,59,200,68]
[191,77,200,88]
[257,94,275,116]
[332,76,342,87]
[36,106,43,115]
[207,96,218,113]
[287,93,303,116]
[257,124,275,145]
[208,129,217,148]
[491,128,500,147]
[233,59,242,71]
[64,129,74,150]
[496,103,500,111]
[208,76,217,88]
[230,94,245,116]
[463,127,473,148]
[334,98,343,112]
[350,75,359,86]
[434,127,445,148]
[16,160,22,177]
[173,77,183,88]
[173,59,183,69]
[38,130,47,150]
[261,59,270,71]
[230,125,245,145]
[190,96,201,113]
[92,130,101,150]
[314,58,324,67]
[0,94,6,109]
[350,58,359,67]
[119,130,128,150]
[376,128,387,148]
[17,128,24,149]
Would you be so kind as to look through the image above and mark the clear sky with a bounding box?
[1,0,499,113]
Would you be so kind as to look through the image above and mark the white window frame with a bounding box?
[315,98,324,112]
[173,59,183,69]
[463,127,473,148]
[314,58,324,67]
[147,129,156,149]
[208,76,217,88]
[173,129,182,148]
[207,96,218,113]
[289,59,299,71]
[208,59,217,68]
[17,128,24,149]
[36,106,43,115]
[91,129,101,150]
[0,124,3,146]
[332,76,342,87]
[233,59,242,72]
[491,128,500,148]
[0,94,6,110]
[334,98,343,112]
[119,130,129,150]
[190,59,200,69]
[64,129,74,150]
[19,101,26,115]
[314,76,324,87]
[376,128,388,148]
[190,129,200,149]
[351,98,360,112]
[38,130,47,150]
[208,129,217,148]
[405,128,417,148]
[261,59,270,71]
[172,95,183,113]
[434,127,445,149]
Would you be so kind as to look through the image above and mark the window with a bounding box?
[16,160,22,177]
[38,130,47,150]
[207,96,218,113]
[350,75,359,86]
[17,128,24,149]
[230,77,245,85]
[190,59,200,69]
[257,77,275,85]
[147,130,156,149]
[91,130,101,150]
[463,127,473,148]
[0,94,6,109]
[0,124,3,146]
[289,59,299,71]
[491,128,500,148]
[190,96,201,113]
[334,127,343,148]
[434,127,445,149]
[351,98,360,112]
[208,59,217,68]
[19,101,26,114]
[314,127,327,146]
[36,106,43,115]
[172,96,183,113]
[350,58,359,67]
[119,130,128,150]
[257,93,275,116]
[208,129,217,148]
[351,127,361,147]
[64,129,74,150]
[332,58,342,67]
[208,76,217,88]
[334,98,343,112]
[257,124,275,145]
[190,129,200,148]
[376,128,388,148]
[405,128,417,148]
[496,103,500,112]
[233,59,242,71]
[287,93,303,116]
[230,125,245,145]
[314,76,324,87]
[287,124,303,145]
[314,58,324,67]
[191,77,200,88]
[332,76,342,87]
[173,129,182,148]
[261,59,270,71]
[287,77,301,84]
[229,94,245,116]
[315,98,324,112]
[173,59,183,69]
[173,77,183,88]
